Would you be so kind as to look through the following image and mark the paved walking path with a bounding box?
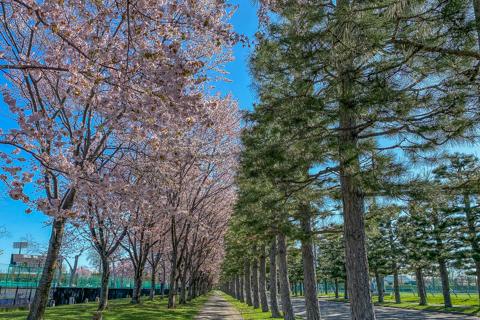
[195,293,242,319]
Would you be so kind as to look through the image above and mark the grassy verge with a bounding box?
[319,292,479,316]
[220,292,302,320]
[374,293,480,316]
[0,295,208,320]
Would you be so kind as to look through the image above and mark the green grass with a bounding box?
[220,292,302,320]
[374,292,480,316]
[0,295,208,320]
[319,292,480,316]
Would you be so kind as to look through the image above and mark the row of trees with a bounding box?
[222,0,480,319]
[0,0,239,319]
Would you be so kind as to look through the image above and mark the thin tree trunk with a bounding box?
[168,253,177,307]
[68,254,80,287]
[438,260,452,308]
[463,193,480,301]
[375,271,384,303]
[387,220,401,304]
[179,266,188,304]
[259,248,269,312]
[416,267,427,306]
[335,278,339,299]
[98,256,110,311]
[277,233,295,320]
[269,240,281,318]
[393,269,401,304]
[300,211,321,320]
[252,256,260,309]
[27,217,66,320]
[239,274,245,302]
[244,259,253,306]
[344,275,348,300]
[150,269,156,300]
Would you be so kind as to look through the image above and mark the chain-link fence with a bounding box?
[0,263,164,289]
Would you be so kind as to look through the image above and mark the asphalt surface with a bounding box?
[289,297,480,319]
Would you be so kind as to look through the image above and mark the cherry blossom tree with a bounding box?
[0,0,238,318]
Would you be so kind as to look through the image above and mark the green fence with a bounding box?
[0,264,164,289]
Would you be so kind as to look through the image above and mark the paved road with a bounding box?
[289,297,480,319]
[195,293,242,320]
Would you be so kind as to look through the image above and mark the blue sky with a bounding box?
[0,1,260,265]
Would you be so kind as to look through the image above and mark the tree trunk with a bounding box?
[239,274,245,302]
[335,278,339,299]
[131,265,144,304]
[463,193,480,301]
[252,256,260,308]
[438,260,452,308]
[259,248,269,312]
[269,240,281,318]
[168,251,177,308]
[344,275,348,300]
[150,269,156,300]
[68,254,80,287]
[391,268,400,304]
[416,267,427,306]
[336,1,375,318]
[27,217,66,320]
[277,233,295,320]
[179,266,188,304]
[300,212,321,320]
[375,271,384,303]
[244,259,253,306]
[98,256,110,311]
[235,275,240,300]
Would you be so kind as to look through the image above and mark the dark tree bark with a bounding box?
[393,269,401,304]
[239,274,245,302]
[27,188,76,320]
[344,275,349,300]
[98,256,110,311]
[335,278,339,299]
[438,260,452,308]
[150,271,156,300]
[374,271,384,303]
[416,267,427,306]
[131,262,145,304]
[277,233,295,320]
[300,211,321,320]
[244,259,253,306]
[259,247,269,312]
[27,217,67,320]
[336,1,375,318]
[235,275,241,300]
[252,256,260,308]
[269,239,281,318]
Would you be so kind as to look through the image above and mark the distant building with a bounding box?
[10,253,45,268]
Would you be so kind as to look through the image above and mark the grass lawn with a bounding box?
[220,292,302,320]
[375,292,480,316]
[319,292,480,316]
[0,295,208,320]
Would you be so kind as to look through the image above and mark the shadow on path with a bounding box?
[288,297,480,319]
